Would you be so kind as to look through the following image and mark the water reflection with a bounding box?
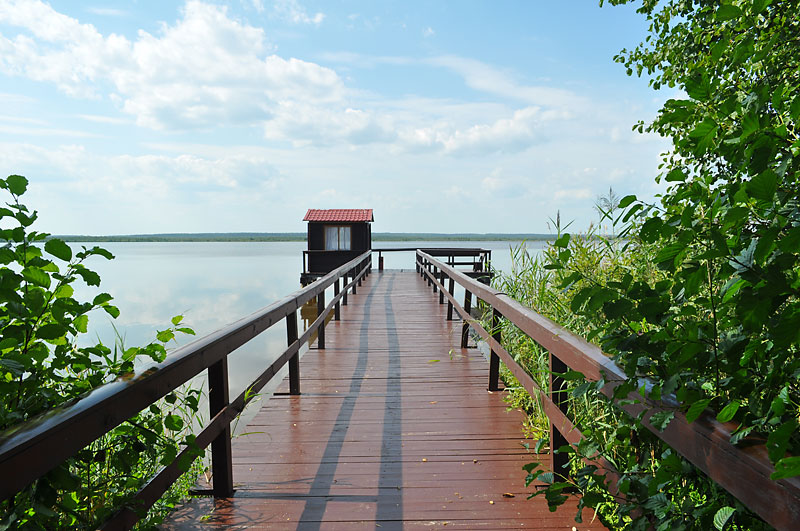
[68,240,541,414]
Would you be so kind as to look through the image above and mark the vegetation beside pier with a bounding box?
[492,0,800,528]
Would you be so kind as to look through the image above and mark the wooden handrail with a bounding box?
[0,251,372,529]
[416,250,800,531]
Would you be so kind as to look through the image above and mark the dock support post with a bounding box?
[439,271,445,304]
[489,308,501,391]
[432,266,438,293]
[317,290,326,349]
[333,279,340,320]
[352,269,357,294]
[550,354,570,476]
[461,290,472,348]
[287,311,300,395]
[209,358,234,497]
[447,277,454,320]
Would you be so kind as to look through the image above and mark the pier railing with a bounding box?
[0,251,372,530]
[416,250,800,530]
[373,247,490,273]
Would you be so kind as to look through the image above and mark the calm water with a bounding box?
[71,240,545,403]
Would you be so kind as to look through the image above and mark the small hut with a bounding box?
[301,209,373,285]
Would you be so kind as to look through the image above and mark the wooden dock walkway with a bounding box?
[165,270,602,530]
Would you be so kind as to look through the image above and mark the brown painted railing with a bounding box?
[372,247,491,272]
[416,250,800,531]
[0,251,372,530]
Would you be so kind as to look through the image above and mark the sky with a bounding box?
[0,0,672,235]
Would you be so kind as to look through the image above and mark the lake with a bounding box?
[71,240,547,409]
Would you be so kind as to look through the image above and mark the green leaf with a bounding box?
[771,456,800,480]
[103,305,120,318]
[0,358,25,376]
[715,5,741,21]
[766,421,796,462]
[747,170,777,200]
[685,398,711,423]
[570,287,594,313]
[554,233,570,248]
[44,239,72,261]
[640,217,663,243]
[618,194,637,208]
[37,323,67,340]
[92,293,113,306]
[741,112,759,140]
[164,414,184,431]
[716,401,739,423]
[649,410,674,432]
[22,266,51,288]
[777,226,800,254]
[664,169,687,182]
[5,174,28,195]
[74,314,89,334]
[713,506,735,530]
[54,284,74,299]
[171,315,184,325]
[86,246,114,260]
[0,247,16,264]
[654,242,684,264]
[75,267,101,286]
[685,74,711,101]
[157,329,175,343]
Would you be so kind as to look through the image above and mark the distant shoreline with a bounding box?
[55,232,556,243]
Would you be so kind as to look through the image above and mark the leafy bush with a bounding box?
[0,175,203,529]
[495,0,800,527]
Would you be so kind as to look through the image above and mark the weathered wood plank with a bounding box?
[164,271,603,529]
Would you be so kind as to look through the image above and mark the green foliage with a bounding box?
[509,0,800,528]
[0,175,203,529]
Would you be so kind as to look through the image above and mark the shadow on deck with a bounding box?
[164,271,603,530]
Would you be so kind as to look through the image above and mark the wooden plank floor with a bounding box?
[164,270,604,530]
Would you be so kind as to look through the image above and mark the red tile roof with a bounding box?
[303,209,374,222]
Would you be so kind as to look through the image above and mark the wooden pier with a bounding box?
[164,270,601,529]
[4,249,794,530]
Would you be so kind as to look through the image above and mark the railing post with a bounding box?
[461,290,472,348]
[432,266,438,293]
[343,273,349,306]
[333,279,341,320]
[352,268,357,294]
[489,308,501,391]
[439,271,445,304]
[447,277,455,320]
[550,353,570,477]
[208,358,234,497]
[287,311,300,395]
[317,289,326,349]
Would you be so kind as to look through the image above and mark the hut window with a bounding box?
[324,225,351,250]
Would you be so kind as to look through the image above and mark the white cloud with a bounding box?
[272,0,324,25]
[399,106,548,155]
[0,1,342,129]
[423,26,434,38]
[554,188,593,201]
[86,7,129,17]
[426,55,586,109]
[263,102,396,146]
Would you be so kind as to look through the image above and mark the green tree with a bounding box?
[525,0,800,528]
[0,175,202,529]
